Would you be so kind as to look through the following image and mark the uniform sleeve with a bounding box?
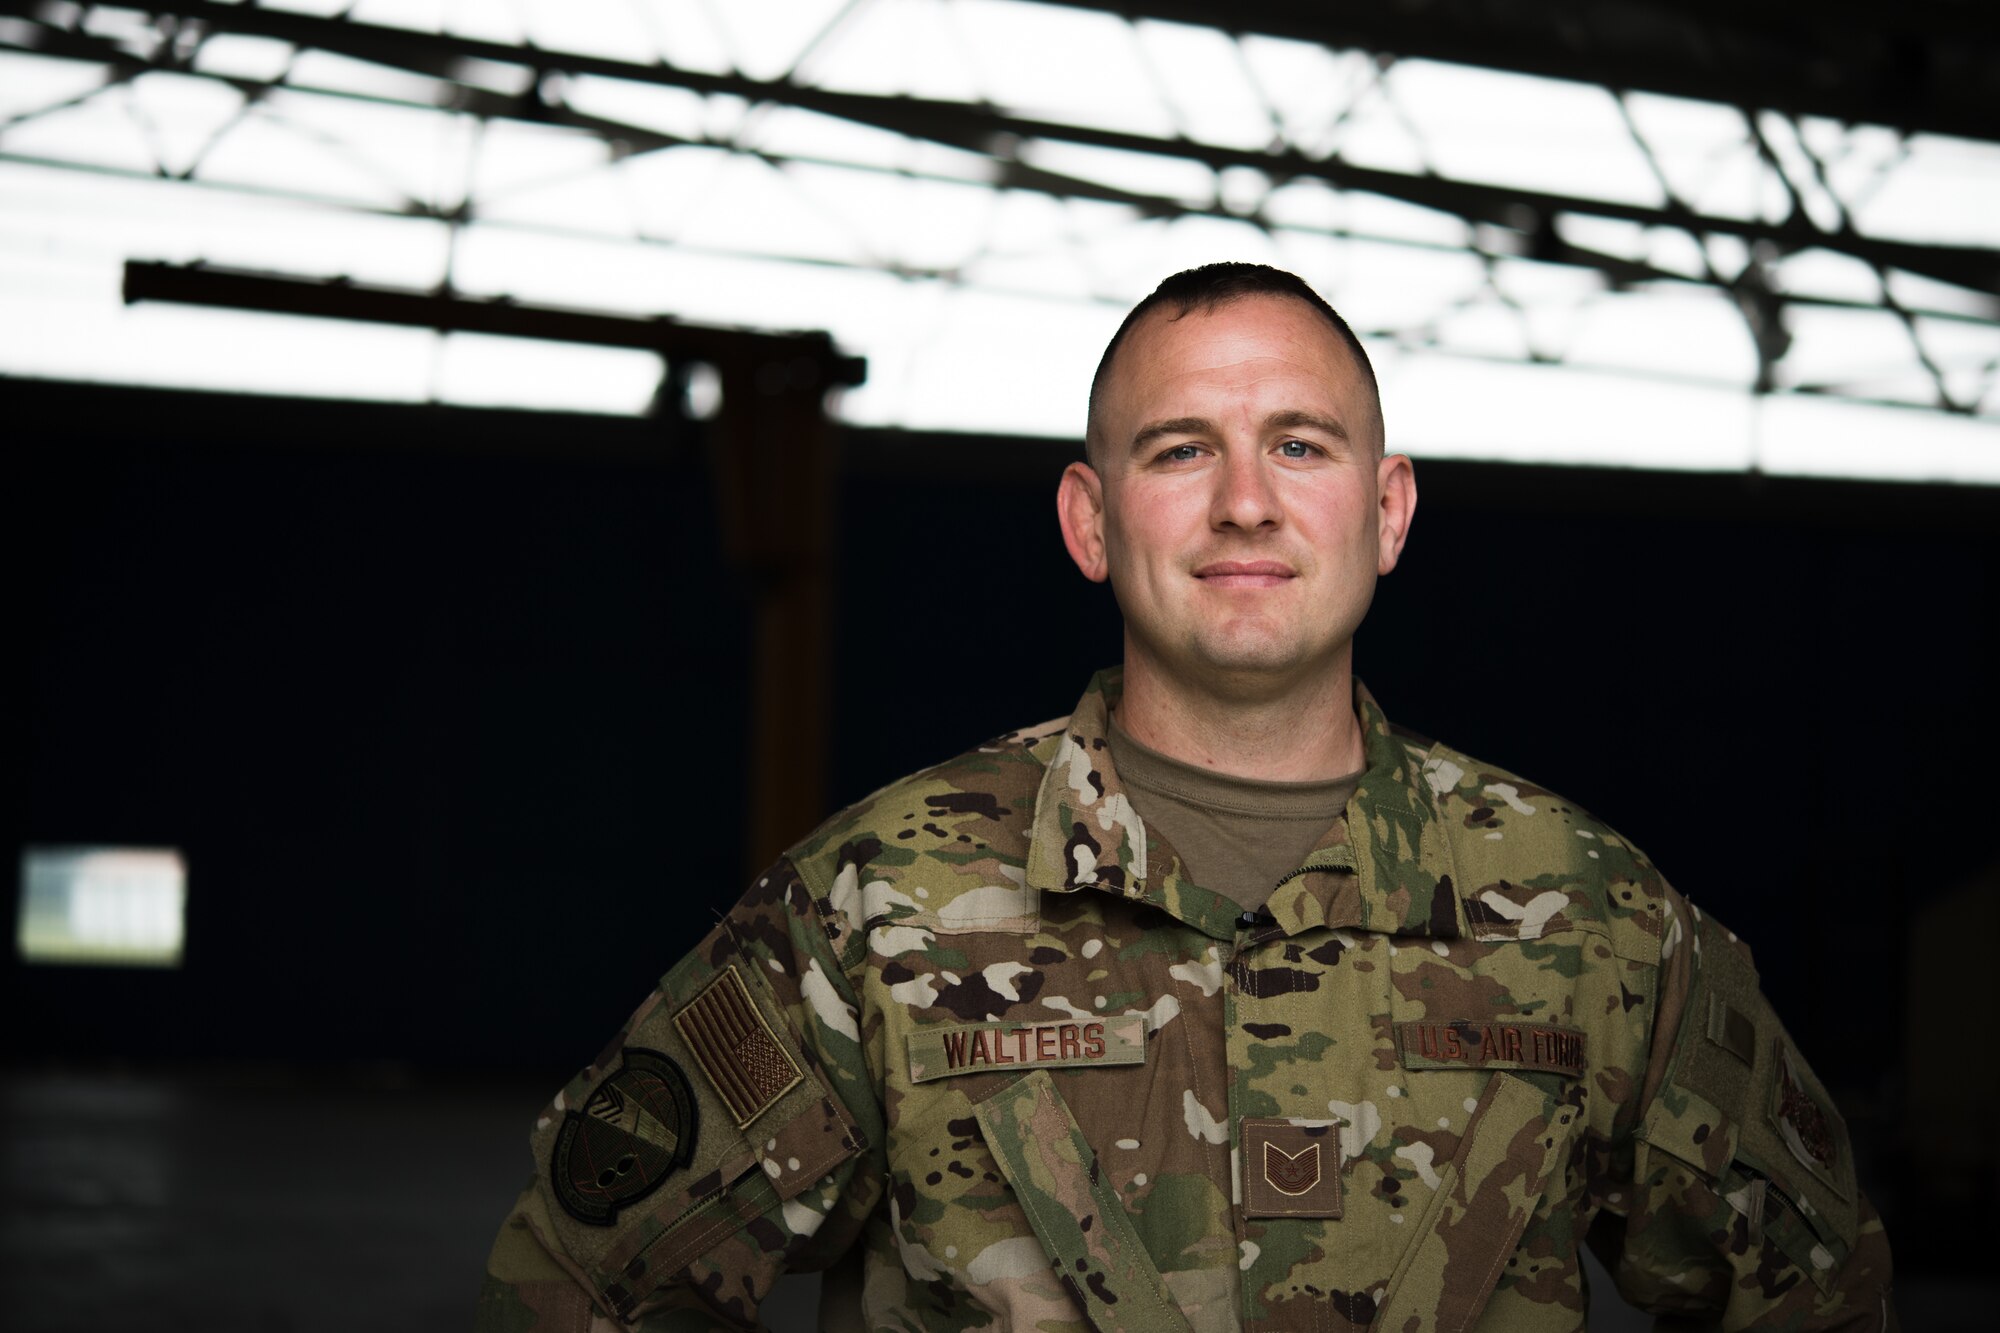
[475,860,884,1331]
[1593,886,1895,1330]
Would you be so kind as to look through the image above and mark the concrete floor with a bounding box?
[0,1067,1975,1331]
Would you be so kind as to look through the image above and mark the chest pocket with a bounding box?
[973,1071,1194,1333]
[1370,931,1593,1330]
[1371,1071,1580,1332]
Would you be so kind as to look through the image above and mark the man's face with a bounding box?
[1060,294,1414,699]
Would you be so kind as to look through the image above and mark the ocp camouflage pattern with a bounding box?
[478,669,1894,1331]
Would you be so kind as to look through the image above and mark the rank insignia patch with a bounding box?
[551,1048,697,1226]
[1265,1140,1320,1195]
[1242,1118,1343,1218]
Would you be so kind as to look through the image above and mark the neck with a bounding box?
[1114,645,1365,782]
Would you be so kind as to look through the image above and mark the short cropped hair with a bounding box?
[1084,263,1382,466]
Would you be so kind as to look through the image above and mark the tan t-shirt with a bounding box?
[1106,713,1363,915]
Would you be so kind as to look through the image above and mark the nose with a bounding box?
[1210,447,1282,532]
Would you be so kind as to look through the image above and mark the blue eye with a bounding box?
[1278,439,1315,458]
[1162,444,1202,462]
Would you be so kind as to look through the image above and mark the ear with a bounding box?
[1057,461,1110,584]
[1374,452,1417,576]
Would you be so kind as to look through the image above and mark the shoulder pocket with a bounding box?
[1640,909,1858,1289]
[528,934,866,1319]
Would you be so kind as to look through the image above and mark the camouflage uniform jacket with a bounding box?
[480,670,1894,1332]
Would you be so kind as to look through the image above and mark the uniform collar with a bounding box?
[1024,668,1464,942]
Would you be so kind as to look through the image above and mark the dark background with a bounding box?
[6,375,1996,1325]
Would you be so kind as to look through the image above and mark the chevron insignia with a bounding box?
[1264,1140,1321,1196]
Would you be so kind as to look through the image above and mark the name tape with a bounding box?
[907,1014,1147,1083]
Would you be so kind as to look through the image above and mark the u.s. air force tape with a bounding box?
[1395,1020,1586,1077]
[906,1014,1147,1083]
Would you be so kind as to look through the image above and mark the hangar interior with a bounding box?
[5,1,1997,1328]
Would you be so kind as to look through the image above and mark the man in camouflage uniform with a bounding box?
[479,265,1894,1330]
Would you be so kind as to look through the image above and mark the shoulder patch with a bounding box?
[674,965,804,1128]
[550,1048,697,1226]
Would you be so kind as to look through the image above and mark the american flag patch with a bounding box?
[674,965,804,1127]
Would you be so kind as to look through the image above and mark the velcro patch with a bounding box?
[1242,1118,1343,1218]
[550,1047,697,1225]
[1396,1020,1586,1077]
[1706,996,1757,1066]
[673,965,804,1128]
[907,1014,1146,1083]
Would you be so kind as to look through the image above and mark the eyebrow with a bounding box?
[1129,410,1351,455]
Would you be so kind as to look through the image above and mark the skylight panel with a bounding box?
[1388,61,1662,208]
[1488,255,1606,309]
[1618,92,1764,220]
[1315,236,1488,331]
[190,33,297,83]
[1017,138,1214,211]
[1381,353,1759,472]
[1768,249,1883,306]
[445,54,535,97]
[665,153,881,265]
[249,85,464,209]
[1315,191,1471,250]
[284,49,449,105]
[1564,288,1757,385]
[1115,211,1282,278]
[618,144,740,237]
[506,0,658,62]
[1886,270,1999,322]
[1552,214,1711,281]
[1316,79,1430,176]
[1754,112,1846,234]
[0,77,156,174]
[1133,19,1278,150]
[469,117,618,203]
[1429,303,1532,362]
[806,0,986,100]
[124,71,246,177]
[869,282,1104,434]
[1912,318,2000,410]
[0,50,113,120]
[1759,396,2000,483]
[630,0,736,75]
[698,0,854,80]
[1237,37,1378,160]
[2,293,437,400]
[961,248,1101,299]
[955,0,1175,138]
[78,3,166,55]
[432,332,663,413]
[782,162,999,270]
[473,155,637,238]
[736,104,944,175]
[369,0,524,46]
[1779,305,1944,400]
[257,0,357,18]
[561,74,711,145]
[1852,134,2000,247]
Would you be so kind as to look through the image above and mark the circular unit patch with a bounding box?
[551,1047,698,1225]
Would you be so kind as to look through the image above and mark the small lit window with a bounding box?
[17,847,187,968]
